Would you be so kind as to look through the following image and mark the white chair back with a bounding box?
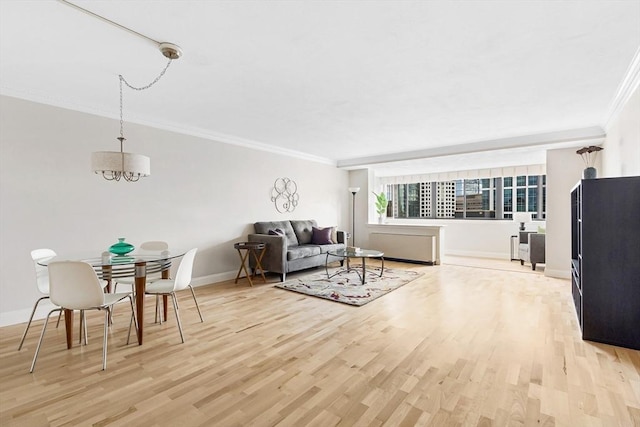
[48,261,105,309]
[140,241,169,251]
[31,248,56,295]
[172,248,197,292]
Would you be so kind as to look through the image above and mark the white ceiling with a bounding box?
[1,0,639,175]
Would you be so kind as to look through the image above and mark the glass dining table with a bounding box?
[37,248,186,348]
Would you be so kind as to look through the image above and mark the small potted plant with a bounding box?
[372,191,388,223]
[576,145,603,179]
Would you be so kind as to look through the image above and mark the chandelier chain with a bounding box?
[119,59,173,92]
[118,59,173,139]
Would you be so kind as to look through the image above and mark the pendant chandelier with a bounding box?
[91,43,181,182]
[61,0,183,182]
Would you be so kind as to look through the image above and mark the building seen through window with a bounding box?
[388,175,546,220]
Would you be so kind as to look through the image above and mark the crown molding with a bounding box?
[134,119,337,167]
[602,46,640,130]
[337,127,606,169]
[0,88,337,167]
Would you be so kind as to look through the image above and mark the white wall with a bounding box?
[603,85,640,177]
[545,147,592,278]
[0,96,349,325]
[417,219,535,259]
[369,218,542,260]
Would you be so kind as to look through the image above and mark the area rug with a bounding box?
[274,266,423,306]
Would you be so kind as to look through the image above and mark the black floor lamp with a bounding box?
[348,187,360,246]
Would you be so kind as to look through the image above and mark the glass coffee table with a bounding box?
[325,248,384,285]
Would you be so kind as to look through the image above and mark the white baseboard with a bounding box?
[544,269,571,279]
[0,299,58,328]
[191,270,237,287]
[445,250,510,260]
[0,271,239,328]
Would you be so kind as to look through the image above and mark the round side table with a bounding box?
[234,242,267,286]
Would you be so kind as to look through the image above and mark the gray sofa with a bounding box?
[248,220,346,281]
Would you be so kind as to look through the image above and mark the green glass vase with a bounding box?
[109,238,135,256]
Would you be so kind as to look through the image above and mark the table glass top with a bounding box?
[328,248,384,258]
[36,249,187,267]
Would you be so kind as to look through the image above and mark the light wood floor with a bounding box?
[1,259,638,426]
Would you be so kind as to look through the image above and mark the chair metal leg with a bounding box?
[127,315,132,345]
[18,296,49,350]
[79,310,87,345]
[189,285,204,322]
[82,313,89,345]
[155,295,163,325]
[170,293,185,343]
[126,295,138,345]
[30,308,61,373]
[102,309,109,370]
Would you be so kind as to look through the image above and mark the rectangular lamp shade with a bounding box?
[513,212,532,224]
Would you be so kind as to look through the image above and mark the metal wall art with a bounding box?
[271,177,299,213]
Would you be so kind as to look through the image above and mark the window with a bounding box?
[504,188,513,217]
[516,188,526,212]
[396,184,407,218]
[407,183,420,217]
[387,174,546,220]
[528,188,537,212]
[392,183,420,218]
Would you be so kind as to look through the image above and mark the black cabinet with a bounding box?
[570,176,640,350]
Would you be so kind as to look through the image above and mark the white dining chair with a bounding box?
[19,249,111,349]
[117,241,203,323]
[140,248,198,343]
[113,241,169,293]
[18,249,59,350]
[30,261,136,373]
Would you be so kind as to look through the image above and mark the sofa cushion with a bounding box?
[290,220,317,245]
[254,221,299,246]
[287,245,321,261]
[317,243,344,254]
[311,226,333,245]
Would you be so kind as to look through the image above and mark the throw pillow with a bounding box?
[330,226,337,244]
[268,228,287,243]
[311,226,333,245]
